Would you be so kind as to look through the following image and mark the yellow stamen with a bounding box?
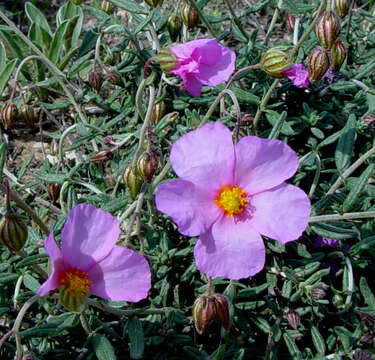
[215,185,248,217]
[58,268,92,297]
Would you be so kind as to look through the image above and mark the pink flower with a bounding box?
[155,122,311,280]
[283,63,309,88]
[38,204,151,309]
[169,39,236,96]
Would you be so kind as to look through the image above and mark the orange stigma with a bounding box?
[58,268,92,297]
[215,185,248,217]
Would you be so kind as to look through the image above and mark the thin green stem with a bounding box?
[264,0,283,45]
[309,211,375,223]
[225,64,260,89]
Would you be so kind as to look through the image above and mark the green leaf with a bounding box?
[360,277,375,309]
[128,317,144,359]
[310,222,357,239]
[48,20,70,64]
[232,87,260,105]
[0,41,7,71]
[281,0,315,15]
[335,114,356,172]
[311,326,326,355]
[92,333,117,360]
[106,0,147,14]
[23,274,40,293]
[283,332,302,360]
[0,142,6,184]
[25,1,52,35]
[0,59,16,96]
[343,164,374,212]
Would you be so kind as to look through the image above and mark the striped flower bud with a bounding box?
[0,213,28,252]
[330,39,346,72]
[181,3,199,30]
[123,164,143,200]
[151,101,165,125]
[192,295,217,335]
[334,0,350,18]
[156,48,178,73]
[213,294,230,331]
[101,1,115,14]
[144,0,163,7]
[307,46,330,83]
[88,71,103,93]
[2,102,17,130]
[315,10,341,49]
[167,12,182,42]
[137,152,158,183]
[71,0,84,5]
[260,46,294,78]
[285,11,295,33]
[47,183,61,203]
[286,311,300,330]
[19,105,36,128]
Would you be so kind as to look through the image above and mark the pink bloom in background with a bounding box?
[38,204,151,308]
[283,63,309,88]
[170,38,236,96]
[155,122,311,280]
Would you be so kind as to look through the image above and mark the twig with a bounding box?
[264,0,283,45]
[225,64,260,89]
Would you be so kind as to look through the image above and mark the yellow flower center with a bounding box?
[58,268,92,297]
[215,185,248,217]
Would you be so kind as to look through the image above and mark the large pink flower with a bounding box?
[155,122,311,280]
[169,38,236,96]
[38,204,151,309]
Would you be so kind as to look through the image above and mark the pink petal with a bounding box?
[88,246,151,302]
[61,204,120,271]
[38,232,66,296]
[191,42,222,66]
[194,46,236,86]
[249,183,311,244]
[234,136,299,194]
[170,38,220,61]
[170,122,235,189]
[183,73,203,96]
[283,63,309,88]
[155,179,221,236]
[194,217,265,280]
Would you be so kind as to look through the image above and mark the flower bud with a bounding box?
[192,295,217,335]
[315,10,341,49]
[152,101,165,125]
[2,102,18,130]
[123,164,143,200]
[0,213,28,252]
[286,311,300,330]
[285,11,295,33]
[50,139,58,156]
[19,105,36,128]
[330,39,346,72]
[307,46,330,83]
[213,294,230,331]
[89,148,112,163]
[70,0,84,4]
[107,70,123,87]
[22,355,38,360]
[167,13,182,42]
[156,49,178,73]
[47,183,61,203]
[88,71,103,93]
[260,46,294,78]
[144,0,163,7]
[101,1,115,14]
[137,152,158,183]
[165,111,179,122]
[181,3,199,30]
[59,285,86,313]
[353,349,372,360]
[310,287,326,299]
[334,0,350,18]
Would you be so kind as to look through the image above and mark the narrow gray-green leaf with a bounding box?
[25,2,52,35]
[0,42,6,71]
[360,277,375,309]
[128,317,144,359]
[48,20,69,64]
[335,114,356,172]
[107,0,147,14]
[0,59,16,96]
[311,326,326,355]
[92,334,117,360]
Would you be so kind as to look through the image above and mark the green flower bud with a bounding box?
[213,294,230,331]
[167,12,182,42]
[123,164,143,200]
[181,3,199,30]
[19,105,36,128]
[101,1,115,14]
[192,295,217,335]
[137,152,158,183]
[334,0,350,18]
[260,46,293,78]
[315,10,341,49]
[2,102,18,130]
[70,0,84,5]
[330,39,346,72]
[0,213,28,252]
[307,46,330,83]
[59,285,87,313]
[144,0,163,8]
[156,48,178,73]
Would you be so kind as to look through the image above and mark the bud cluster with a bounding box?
[166,3,199,42]
[192,294,230,335]
[2,102,37,130]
